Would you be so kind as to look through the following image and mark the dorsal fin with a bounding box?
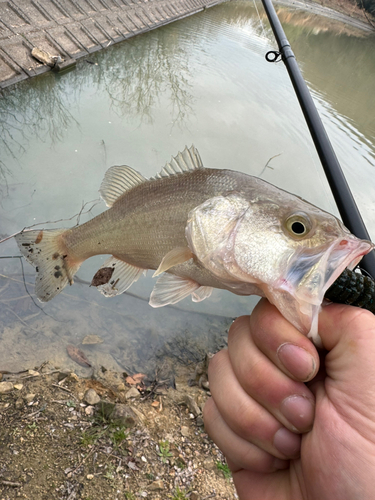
[153,145,204,180]
[99,165,146,207]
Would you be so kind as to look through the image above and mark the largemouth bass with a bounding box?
[15,146,373,345]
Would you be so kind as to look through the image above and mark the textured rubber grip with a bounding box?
[324,269,375,314]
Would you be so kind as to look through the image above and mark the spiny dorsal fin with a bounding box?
[153,145,204,180]
[99,166,146,207]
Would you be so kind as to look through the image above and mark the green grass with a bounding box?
[109,426,129,449]
[170,486,189,500]
[124,492,136,500]
[80,424,128,449]
[158,440,173,463]
[216,460,232,479]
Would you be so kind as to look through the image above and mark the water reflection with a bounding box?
[0,28,196,181]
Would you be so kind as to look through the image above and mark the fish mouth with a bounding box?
[271,236,374,344]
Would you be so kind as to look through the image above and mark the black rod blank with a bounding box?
[261,0,375,277]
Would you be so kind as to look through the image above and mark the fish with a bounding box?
[15,146,374,345]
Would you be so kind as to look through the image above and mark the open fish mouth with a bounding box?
[271,236,374,344]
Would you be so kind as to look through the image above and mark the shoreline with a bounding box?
[274,0,374,32]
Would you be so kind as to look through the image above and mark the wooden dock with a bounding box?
[0,0,225,89]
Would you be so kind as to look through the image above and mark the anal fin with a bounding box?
[91,256,145,297]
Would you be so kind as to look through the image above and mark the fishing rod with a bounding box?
[260,0,375,279]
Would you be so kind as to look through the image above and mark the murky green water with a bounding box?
[0,1,374,373]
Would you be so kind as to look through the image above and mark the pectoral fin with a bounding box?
[153,247,194,277]
[91,256,145,297]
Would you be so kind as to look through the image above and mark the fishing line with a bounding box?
[0,254,51,318]
[252,0,268,39]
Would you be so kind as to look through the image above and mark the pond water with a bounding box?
[0,1,374,374]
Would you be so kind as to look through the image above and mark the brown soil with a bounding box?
[0,363,237,500]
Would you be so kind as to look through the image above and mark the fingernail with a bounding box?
[280,395,315,431]
[273,427,301,458]
[277,343,316,381]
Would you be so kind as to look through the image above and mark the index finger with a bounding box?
[246,299,319,382]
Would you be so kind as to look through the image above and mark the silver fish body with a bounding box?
[15,146,374,345]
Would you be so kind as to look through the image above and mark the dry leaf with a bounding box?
[125,373,146,386]
[67,345,92,368]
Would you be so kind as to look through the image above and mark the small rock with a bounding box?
[111,404,137,427]
[116,383,126,392]
[69,373,79,382]
[15,398,24,410]
[0,382,13,393]
[181,426,190,437]
[149,479,164,491]
[86,474,94,480]
[57,372,69,382]
[190,493,200,500]
[202,456,215,471]
[196,416,204,427]
[129,405,146,425]
[84,389,100,405]
[184,395,201,416]
[28,370,39,377]
[85,406,94,416]
[125,387,140,400]
[14,384,24,391]
[25,393,36,403]
[97,402,139,427]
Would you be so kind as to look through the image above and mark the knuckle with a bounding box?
[207,349,228,379]
[228,316,251,343]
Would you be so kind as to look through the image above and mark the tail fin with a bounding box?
[15,229,81,302]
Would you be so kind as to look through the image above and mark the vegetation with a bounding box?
[356,0,375,15]
[157,440,173,463]
[216,460,232,480]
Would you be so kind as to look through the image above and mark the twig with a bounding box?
[359,0,375,28]
[71,446,96,474]
[0,480,22,487]
[52,383,74,394]
[25,404,46,419]
[2,304,39,332]
[0,198,101,245]
[258,153,282,177]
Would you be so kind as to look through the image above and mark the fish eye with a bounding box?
[285,214,311,238]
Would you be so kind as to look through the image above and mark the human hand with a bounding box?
[203,299,375,500]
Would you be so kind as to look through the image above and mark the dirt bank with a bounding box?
[0,363,237,500]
